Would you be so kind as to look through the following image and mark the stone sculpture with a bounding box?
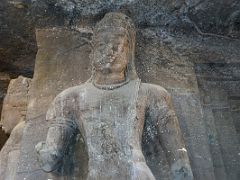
[36,12,193,180]
[0,76,31,180]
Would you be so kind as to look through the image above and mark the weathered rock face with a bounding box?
[15,25,240,180]
[0,76,31,180]
[17,28,92,180]
[195,63,240,180]
[0,0,239,78]
[136,28,240,180]
[33,12,193,180]
[0,0,240,180]
[0,76,31,133]
[0,73,10,150]
[27,0,240,36]
[0,0,36,78]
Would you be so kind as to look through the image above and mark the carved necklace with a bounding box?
[92,78,130,90]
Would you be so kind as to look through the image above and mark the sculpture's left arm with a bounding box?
[35,94,78,172]
[148,86,193,180]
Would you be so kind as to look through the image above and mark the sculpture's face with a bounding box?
[93,28,129,75]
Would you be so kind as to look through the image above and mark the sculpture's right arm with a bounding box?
[35,95,78,172]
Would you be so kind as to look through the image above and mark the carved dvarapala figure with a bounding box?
[36,12,193,180]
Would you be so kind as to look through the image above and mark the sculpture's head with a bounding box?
[91,12,138,85]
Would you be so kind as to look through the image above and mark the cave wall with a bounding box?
[0,0,240,180]
[195,63,240,180]
[16,26,240,180]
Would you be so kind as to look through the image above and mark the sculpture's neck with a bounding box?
[92,72,129,90]
[93,71,126,85]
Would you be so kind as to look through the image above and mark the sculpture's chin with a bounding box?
[42,164,55,173]
[41,161,62,173]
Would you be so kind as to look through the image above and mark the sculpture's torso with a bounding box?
[66,80,155,180]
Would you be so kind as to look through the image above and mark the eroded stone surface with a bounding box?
[196,63,240,180]
[0,76,31,180]
[8,8,239,180]
[12,27,240,180]
[0,73,10,150]
[0,0,239,81]
[34,12,193,180]
[17,27,92,180]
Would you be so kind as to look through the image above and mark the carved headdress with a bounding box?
[91,12,138,81]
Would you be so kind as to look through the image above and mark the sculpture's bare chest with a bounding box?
[74,81,147,179]
[77,82,143,150]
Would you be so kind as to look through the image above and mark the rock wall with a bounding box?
[195,63,240,180]
[0,0,239,180]
[17,28,92,180]
[0,0,239,77]
[0,76,31,180]
[16,26,240,180]
[0,73,10,150]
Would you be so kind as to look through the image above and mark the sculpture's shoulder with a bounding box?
[46,83,91,119]
[139,82,170,100]
[54,83,91,101]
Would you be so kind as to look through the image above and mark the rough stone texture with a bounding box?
[0,76,31,180]
[13,22,240,180]
[34,13,193,180]
[135,29,215,180]
[0,0,36,78]
[0,0,239,78]
[195,63,240,180]
[27,0,240,37]
[135,28,240,180]
[17,28,92,180]
[12,24,239,180]
[0,73,10,150]
[0,76,31,134]
[0,0,239,180]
